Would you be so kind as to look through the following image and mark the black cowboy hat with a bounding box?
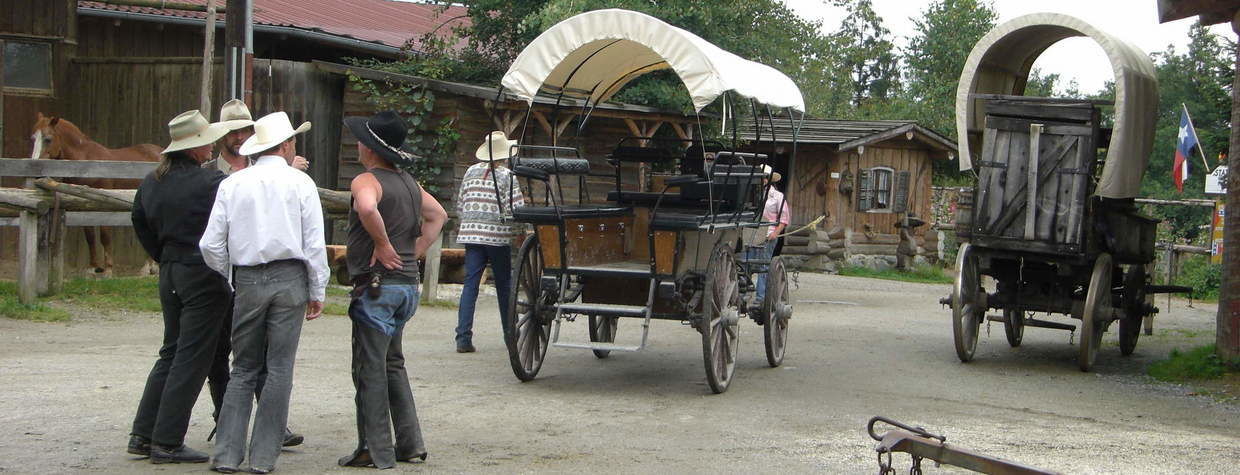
[344,111,420,167]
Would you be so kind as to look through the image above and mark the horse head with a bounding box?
[30,113,64,159]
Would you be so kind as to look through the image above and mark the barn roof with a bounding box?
[739,118,956,157]
[77,0,468,57]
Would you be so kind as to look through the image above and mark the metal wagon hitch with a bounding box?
[867,416,1058,474]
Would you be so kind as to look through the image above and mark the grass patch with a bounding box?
[0,282,71,322]
[57,276,162,313]
[838,264,953,284]
[1149,345,1240,382]
[1171,255,1221,302]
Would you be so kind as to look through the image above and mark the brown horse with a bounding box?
[30,113,162,275]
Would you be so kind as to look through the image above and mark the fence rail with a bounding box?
[1,158,444,305]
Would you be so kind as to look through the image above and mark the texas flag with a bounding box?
[1174,107,1199,193]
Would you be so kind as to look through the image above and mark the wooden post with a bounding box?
[17,210,39,305]
[422,232,443,303]
[1219,31,1240,360]
[48,207,66,295]
[200,0,218,113]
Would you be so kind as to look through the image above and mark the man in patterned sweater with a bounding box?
[454,131,525,353]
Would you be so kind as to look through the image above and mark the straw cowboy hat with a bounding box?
[761,164,782,183]
[474,131,518,161]
[162,110,229,154]
[238,111,311,156]
[344,111,419,167]
[217,98,255,131]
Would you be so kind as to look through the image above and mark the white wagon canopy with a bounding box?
[955,13,1158,199]
[499,8,805,113]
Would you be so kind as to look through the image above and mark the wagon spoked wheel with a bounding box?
[1079,253,1113,372]
[1119,265,1147,356]
[701,242,741,394]
[1003,308,1025,347]
[952,243,985,362]
[588,315,618,359]
[505,235,553,381]
[762,256,791,368]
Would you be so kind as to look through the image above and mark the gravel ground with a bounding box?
[0,272,1236,474]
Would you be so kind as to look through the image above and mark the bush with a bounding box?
[1173,255,1222,301]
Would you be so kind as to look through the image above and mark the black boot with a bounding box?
[127,435,151,457]
[283,428,304,447]
[150,444,209,464]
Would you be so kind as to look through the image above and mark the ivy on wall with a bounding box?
[345,73,460,196]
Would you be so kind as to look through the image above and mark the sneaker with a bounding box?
[149,444,209,464]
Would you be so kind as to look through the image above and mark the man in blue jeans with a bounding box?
[454,131,525,353]
[338,111,447,468]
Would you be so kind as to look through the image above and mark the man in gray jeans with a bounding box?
[200,111,329,474]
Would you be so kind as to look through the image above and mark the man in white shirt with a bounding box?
[199,111,328,474]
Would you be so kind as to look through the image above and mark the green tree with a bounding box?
[1140,23,1235,242]
[830,0,900,107]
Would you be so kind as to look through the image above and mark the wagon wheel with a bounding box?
[1003,308,1025,347]
[762,256,791,367]
[505,235,554,381]
[701,241,741,394]
[1079,253,1113,372]
[588,315,618,359]
[1119,265,1147,356]
[951,244,986,362]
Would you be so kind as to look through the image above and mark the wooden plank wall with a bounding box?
[1,0,77,164]
[840,144,935,237]
[2,58,344,277]
[76,16,213,58]
[784,143,834,226]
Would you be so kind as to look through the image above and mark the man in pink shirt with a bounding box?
[756,166,789,303]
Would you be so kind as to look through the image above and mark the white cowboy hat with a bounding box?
[474,131,518,161]
[761,164,782,183]
[217,98,254,131]
[162,110,229,154]
[238,111,311,156]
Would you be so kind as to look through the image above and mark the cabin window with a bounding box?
[1,40,53,95]
[858,167,911,213]
[857,166,894,212]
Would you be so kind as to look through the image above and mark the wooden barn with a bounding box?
[741,118,957,269]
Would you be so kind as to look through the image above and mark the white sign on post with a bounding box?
[1205,165,1228,195]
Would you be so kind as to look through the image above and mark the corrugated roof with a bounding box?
[78,0,469,54]
[740,118,956,154]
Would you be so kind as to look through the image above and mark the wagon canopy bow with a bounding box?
[955,13,1158,199]
[500,8,805,113]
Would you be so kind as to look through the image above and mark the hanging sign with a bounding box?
[1212,201,1225,264]
[1206,165,1228,195]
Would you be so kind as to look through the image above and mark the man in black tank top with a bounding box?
[337,112,447,469]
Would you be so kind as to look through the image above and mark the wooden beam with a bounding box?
[623,118,643,138]
[532,111,555,137]
[34,178,133,207]
[670,122,688,140]
[65,211,133,227]
[0,158,156,179]
[555,113,576,137]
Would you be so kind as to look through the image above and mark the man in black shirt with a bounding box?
[128,110,231,464]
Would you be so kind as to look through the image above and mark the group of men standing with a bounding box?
[126,99,447,472]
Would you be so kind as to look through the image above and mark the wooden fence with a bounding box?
[0,158,450,306]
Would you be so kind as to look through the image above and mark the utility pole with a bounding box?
[225,0,254,104]
[199,0,217,113]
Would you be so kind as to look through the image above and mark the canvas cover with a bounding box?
[955,13,1158,199]
[499,9,805,113]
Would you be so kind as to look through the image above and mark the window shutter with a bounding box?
[893,171,911,214]
[857,169,873,211]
